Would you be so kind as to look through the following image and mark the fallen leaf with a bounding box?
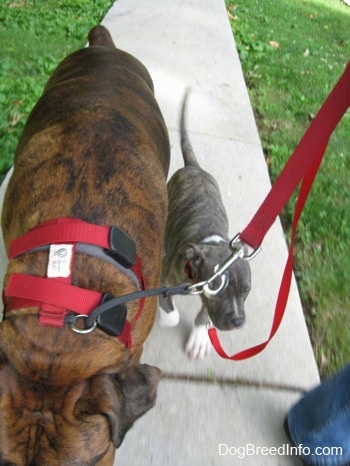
[227,11,238,20]
[269,40,279,48]
[10,113,22,127]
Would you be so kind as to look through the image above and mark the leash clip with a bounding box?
[187,265,229,297]
[187,264,230,298]
[187,244,241,298]
[188,233,261,298]
[202,247,244,298]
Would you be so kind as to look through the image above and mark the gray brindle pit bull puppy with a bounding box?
[159,91,251,359]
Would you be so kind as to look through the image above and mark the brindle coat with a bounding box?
[160,91,251,337]
[0,26,169,465]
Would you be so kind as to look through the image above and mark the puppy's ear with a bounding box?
[180,243,203,269]
[104,363,161,448]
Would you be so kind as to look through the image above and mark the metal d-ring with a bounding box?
[230,233,262,261]
[70,314,97,334]
[187,233,261,299]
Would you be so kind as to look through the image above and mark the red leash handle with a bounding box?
[209,61,350,360]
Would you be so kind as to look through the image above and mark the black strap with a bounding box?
[63,283,191,328]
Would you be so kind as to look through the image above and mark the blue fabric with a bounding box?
[287,364,350,465]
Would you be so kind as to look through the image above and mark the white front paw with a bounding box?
[158,305,180,327]
[185,325,212,359]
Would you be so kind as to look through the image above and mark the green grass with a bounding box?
[0,0,114,180]
[226,0,350,376]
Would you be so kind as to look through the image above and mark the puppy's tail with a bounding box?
[180,89,200,168]
[88,25,116,48]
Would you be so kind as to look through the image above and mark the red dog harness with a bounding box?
[4,218,146,349]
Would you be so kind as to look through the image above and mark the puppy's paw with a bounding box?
[158,305,180,327]
[185,325,212,359]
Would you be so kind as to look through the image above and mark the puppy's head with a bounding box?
[0,320,161,465]
[183,243,251,330]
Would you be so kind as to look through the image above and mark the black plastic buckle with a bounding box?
[107,226,136,268]
[96,293,127,337]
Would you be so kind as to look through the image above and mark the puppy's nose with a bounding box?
[231,316,245,328]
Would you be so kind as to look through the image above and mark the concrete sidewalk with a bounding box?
[0,0,320,465]
[101,1,320,465]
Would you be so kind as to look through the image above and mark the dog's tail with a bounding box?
[88,25,116,48]
[180,89,200,168]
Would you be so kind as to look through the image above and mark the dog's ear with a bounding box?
[99,363,161,448]
[180,243,203,269]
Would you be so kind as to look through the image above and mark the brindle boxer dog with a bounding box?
[159,91,251,359]
[0,25,169,465]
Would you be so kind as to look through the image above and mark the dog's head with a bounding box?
[0,318,160,465]
[183,242,251,330]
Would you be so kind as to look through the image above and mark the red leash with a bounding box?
[209,61,350,360]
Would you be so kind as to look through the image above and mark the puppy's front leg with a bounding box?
[186,307,212,359]
[158,294,180,327]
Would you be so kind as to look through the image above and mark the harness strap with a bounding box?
[5,275,133,348]
[10,217,138,269]
[208,61,350,360]
[4,218,145,349]
[6,274,102,315]
[9,218,111,258]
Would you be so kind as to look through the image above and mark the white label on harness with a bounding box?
[47,244,74,278]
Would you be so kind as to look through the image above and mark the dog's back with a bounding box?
[2,26,169,247]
